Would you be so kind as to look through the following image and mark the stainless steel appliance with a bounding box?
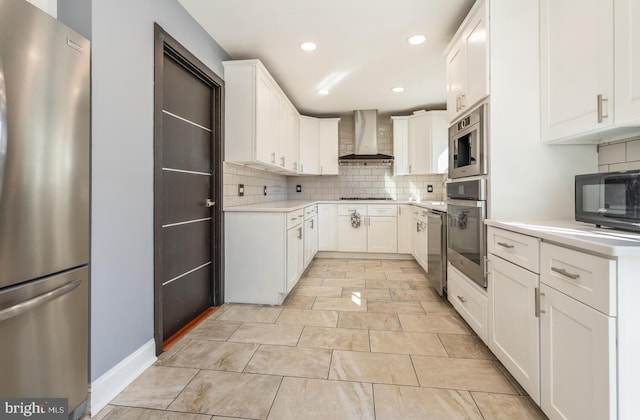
[449,104,488,179]
[447,179,487,288]
[575,170,640,232]
[0,1,90,419]
[426,209,447,296]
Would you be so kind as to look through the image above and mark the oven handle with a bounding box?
[446,199,484,207]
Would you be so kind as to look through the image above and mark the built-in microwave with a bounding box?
[575,170,640,232]
[448,103,488,179]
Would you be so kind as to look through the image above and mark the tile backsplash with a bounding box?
[223,162,288,207]
[288,166,445,201]
[223,110,447,207]
[598,137,640,172]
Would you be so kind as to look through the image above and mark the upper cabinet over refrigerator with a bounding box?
[540,0,640,144]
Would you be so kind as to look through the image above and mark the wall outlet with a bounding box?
[238,184,244,196]
[263,186,267,196]
[427,184,434,193]
[296,185,302,193]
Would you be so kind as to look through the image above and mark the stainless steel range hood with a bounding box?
[339,110,394,164]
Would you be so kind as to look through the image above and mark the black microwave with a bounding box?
[575,170,640,232]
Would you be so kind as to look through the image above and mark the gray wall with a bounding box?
[59,0,229,382]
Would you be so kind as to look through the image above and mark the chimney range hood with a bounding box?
[339,110,394,165]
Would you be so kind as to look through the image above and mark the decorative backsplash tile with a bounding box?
[288,165,446,201]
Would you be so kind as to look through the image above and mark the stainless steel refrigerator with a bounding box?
[0,1,90,419]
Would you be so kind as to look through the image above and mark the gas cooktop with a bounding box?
[339,197,394,201]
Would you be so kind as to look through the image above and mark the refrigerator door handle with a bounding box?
[0,279,81,323]
[0,54,7,198]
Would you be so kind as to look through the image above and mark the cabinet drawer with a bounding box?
[367,204,397,216]
[304,205,317,218]
[286,209,304,229]
[488,227,540,273]
[338,204,367,216]
[540,242,616,316]
[448,264,488,342]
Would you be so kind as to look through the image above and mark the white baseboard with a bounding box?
[89,339,157,416]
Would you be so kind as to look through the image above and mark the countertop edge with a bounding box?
[486,219,640,257]
[224,200,447,213]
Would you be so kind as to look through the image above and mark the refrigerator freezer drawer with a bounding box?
[0,266,88,414]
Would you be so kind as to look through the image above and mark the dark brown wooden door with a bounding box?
[154,25,224,353]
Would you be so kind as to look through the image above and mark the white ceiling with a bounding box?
[178,0,475,116]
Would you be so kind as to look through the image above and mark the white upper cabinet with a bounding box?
[391,116,410,175]
[223,59,300,174]
[615,0,640,123]
[282,103,299,172]
[541,0,640,144]
[395,111,448,175]
[540,0,614,143]
[445,0,490,122]
[299,116,340,175]
[299,116,319,175]
[319,118,340,175]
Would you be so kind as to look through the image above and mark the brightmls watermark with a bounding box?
[0,399,67,419]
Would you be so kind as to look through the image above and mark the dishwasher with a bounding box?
[426,209,447,297]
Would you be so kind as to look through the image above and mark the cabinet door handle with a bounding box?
[310,219,314,229]
[551,266,580,280]
[297,227,302,239]
[280,156,286,167]
[409,164,412,174]
[398,206,402,216]
[497,241,515,249]
[271,152,276,164]
[535,287,546,317]
[457,295,467,304]
[597,94,609,124]
[300,164,304,173]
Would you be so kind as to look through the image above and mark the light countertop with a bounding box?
[224,199,447,213]
[486,219,640,257]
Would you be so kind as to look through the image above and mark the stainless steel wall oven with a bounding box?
[449,103,488,179]
[447,179,487,288]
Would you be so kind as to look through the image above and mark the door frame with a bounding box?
[153,24,224,355]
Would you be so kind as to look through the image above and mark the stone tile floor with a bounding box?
[94,258,548,420]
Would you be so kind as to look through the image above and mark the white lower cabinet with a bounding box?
[318,204,338,251]
[448,264,488,342]
[488,256,540,404]
[286,221,304,292]
[397,204,413,254]
[225,211,289,305]
[540,283,616,420]
[367,216,397,253]
[412,209,428,272]
[303,208,318,267]
[338,215,367,252]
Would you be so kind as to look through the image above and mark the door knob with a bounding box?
[205,199,215,208]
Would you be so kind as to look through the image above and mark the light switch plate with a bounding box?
[427,184,434,193]
[296,185,302,192]
[238,184,244,196]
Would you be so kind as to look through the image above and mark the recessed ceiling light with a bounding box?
[318,89,329,95]
[392,87,405,93]
[408,34,426,45]
[300,42,317,51]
